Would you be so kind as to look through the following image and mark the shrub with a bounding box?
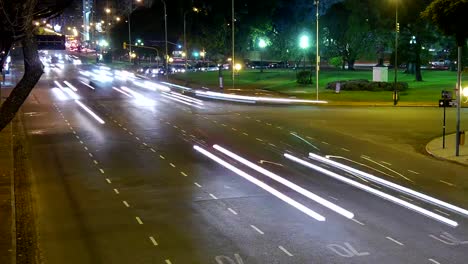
[296,71,313,84]
[329,56,343,68]
[326,80,408,91]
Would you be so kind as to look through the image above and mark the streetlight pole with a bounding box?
[315,0,319,101]
[184,11,188,71]
[161,0,168,80]
[128,13,132,62]
[393,0,399,105]
[232,0,235,87]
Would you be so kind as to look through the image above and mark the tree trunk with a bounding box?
[0,32,43,132]
[347,59,356,70]
[414,39,423,81]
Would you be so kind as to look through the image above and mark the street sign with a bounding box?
[439,99,455,107]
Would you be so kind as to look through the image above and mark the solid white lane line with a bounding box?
[250,225,264,235]
[434,209,450,217]
[170,163,176,168]
[136,217,143,225]
[123,201,130,207]
[180,172,188,177]
[278,246,293,256]
[105,178,112,184]
[195,146,325,221]
[428,258,441,264]
[289,154,458,227]
[213,145,354,219]
[194,182,202,188]
[439,180,455,187]
[351,218,365,226]
[160,155,165,160]
[228,208,238,215]
[209,193,218,200]
[408,170,420,175]
[149,236,158,246]
[113,188,119,194]
[311,153,468,218]
[74,100,105,124]
[99,169,105,174]
[386,236,404,246]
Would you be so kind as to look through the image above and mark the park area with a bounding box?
[168,68,467,105]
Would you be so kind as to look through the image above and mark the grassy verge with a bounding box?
[169,68,466,104]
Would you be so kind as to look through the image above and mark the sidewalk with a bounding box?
[426,133,468,166]
[0,124,14,264]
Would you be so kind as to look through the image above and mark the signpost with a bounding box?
[439,90,454,148]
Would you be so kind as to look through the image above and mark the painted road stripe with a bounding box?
[150,148,156,152]
[209,193,218,200]
[170,163,176,168]
[93,160,98,165]
[434,209,450,217]
[99,169,105,174]
[136,217,144,225]
[341,148,350,152]
[251,225,264,235]
[408,170,420,175]
[105,178,111,184]
[160,155,165,160]
[428,258,441,264]
[386,237,404,246]
[439,180,455,187]
[278,246,293,256]
[228,208,238,215]
[165,260,172,264]
[180,172,188,177]
[149,236,158,246]
[113,188,119,194]
[243,132,249,136]
[194,182,202,188]
[123,201,130,207]
[351,218,365,226]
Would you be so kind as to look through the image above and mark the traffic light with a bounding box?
[123,42,127,49]
[396,22,400,33]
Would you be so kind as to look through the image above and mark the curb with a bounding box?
[425,137,468,167]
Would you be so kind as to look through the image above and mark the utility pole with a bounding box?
[455,46,462,156]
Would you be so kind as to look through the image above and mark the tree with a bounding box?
[422,0,468,156]
[0,0,71,132]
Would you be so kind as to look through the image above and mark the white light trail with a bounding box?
[54,80,64,89]
[79,81,95,90]
[63,88,79,100]
[290,132,320,150]
[133,80,170,92]
[308,153,468,217]
[112,87,133,98]
[169,91,204,105]
[213,144,354,219]
[161,82,192,91]
[51,88,68,101]
[194,145,325,221]
[63,81,78,91]
[161,94,203,108]
[121,86,155,106]
[195,90,328,104]
[285,153,458,227]
[74,100,105,124]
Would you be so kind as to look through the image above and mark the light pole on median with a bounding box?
[161,0,168,80]
[128,0,142,63]
[393,0,399,105]
[183,7,199,71]
[232,0,235,87]
[315,0,320,101]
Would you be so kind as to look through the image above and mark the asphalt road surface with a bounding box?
[18,54,468,264]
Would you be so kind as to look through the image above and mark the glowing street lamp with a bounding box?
[299,35,309,70]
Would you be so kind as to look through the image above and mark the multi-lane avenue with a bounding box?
[18,56,468,264]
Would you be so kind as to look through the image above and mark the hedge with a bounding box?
[326,80,408,91]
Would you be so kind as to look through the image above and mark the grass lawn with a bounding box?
[169,68,466,104]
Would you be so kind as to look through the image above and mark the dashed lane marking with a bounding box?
[99,169,105,174]
[428,258,441,264]
[194,182,202,188]
[434,208,450,217]
[321,141,329,145]
[180,172,188,177]
[439,180,455,187]
[123,201,130,207]
[243,132,249,136]
[105,178,112,184]
[93,160,98,165]
[159,155,166,160]
[136,217,144,225]
[209,193,218,200]
[278,246,293,257]
[341,148,350,152]
[386,236,404,246]
[170,163,176,168]
[408,170,420,175]
[150,148,156,152]
[351,218,365,226]
[149,236,158,246]
[228,208,238,215]
[165,260,172,264]
[381,161,392,166]
[113,188,120,194]
[250,225,264,235]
